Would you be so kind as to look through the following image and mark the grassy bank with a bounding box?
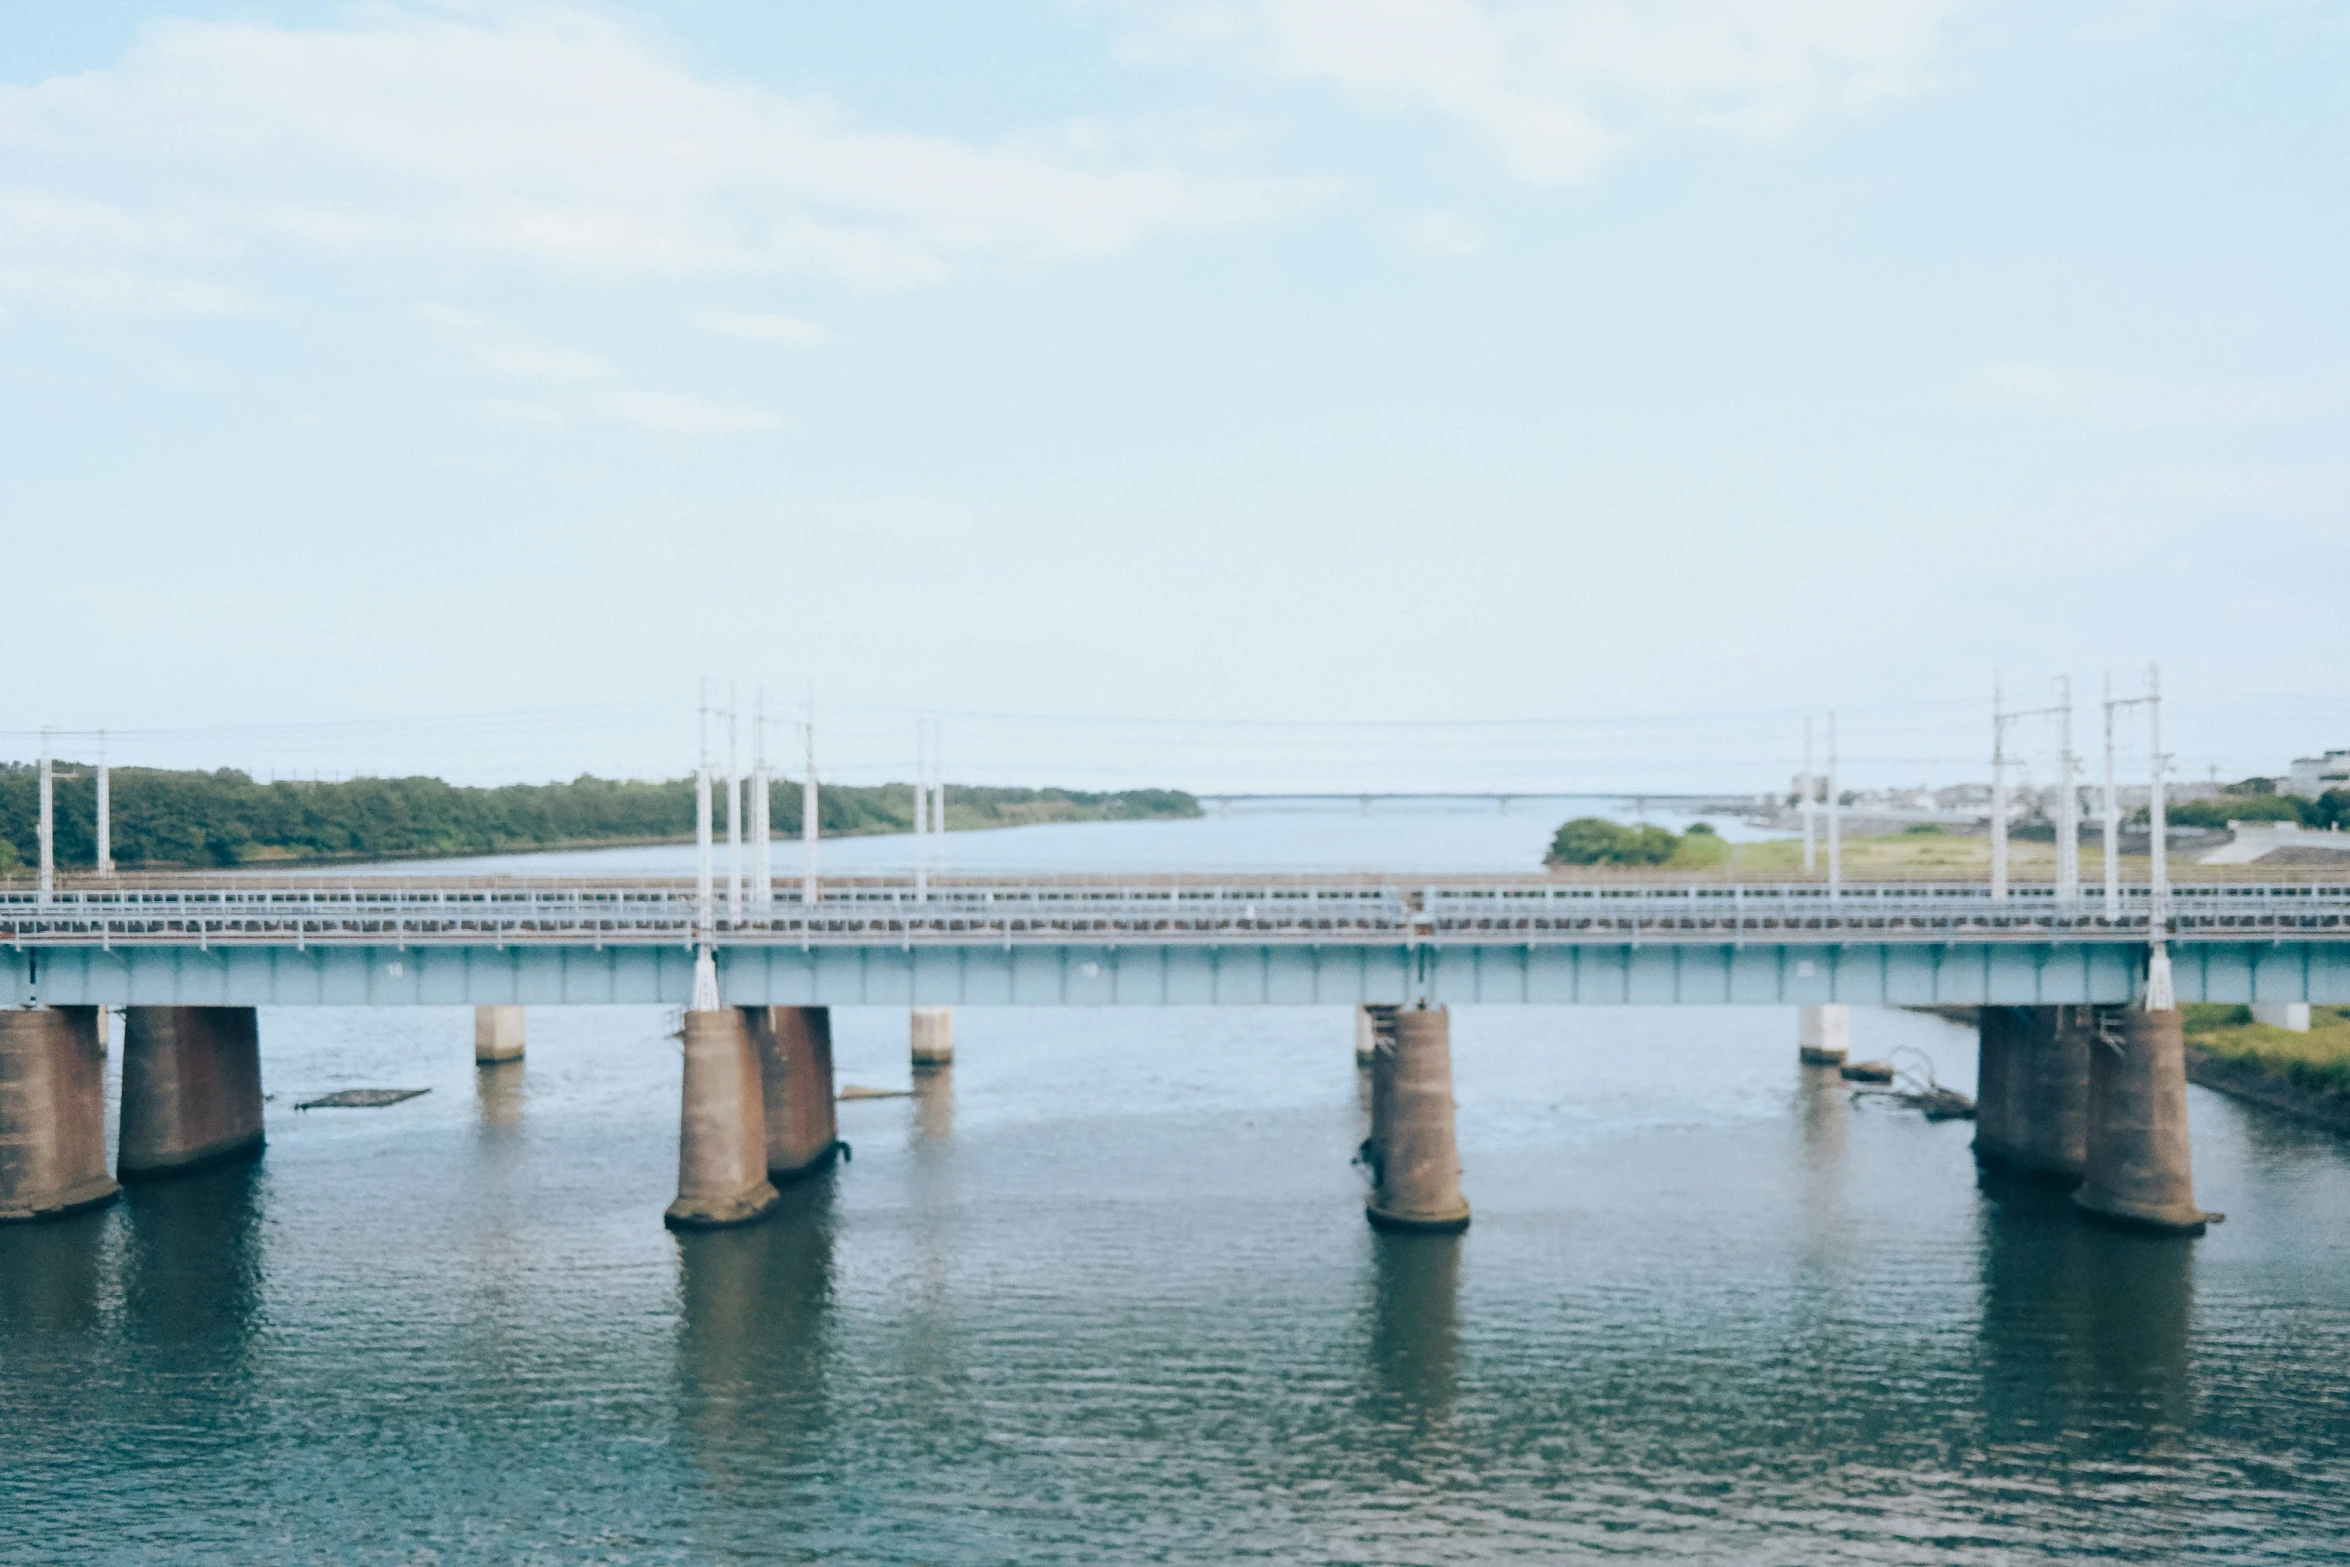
[0,763,1198,872]
[2185,1005,2350,1097]
[1546,827,2350,884]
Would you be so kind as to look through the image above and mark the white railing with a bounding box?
[5,879,2350,948]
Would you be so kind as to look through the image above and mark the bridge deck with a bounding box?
[7,877,2350,943]
[8,879,2349,1007]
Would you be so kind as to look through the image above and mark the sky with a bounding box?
[3,0,2345,792]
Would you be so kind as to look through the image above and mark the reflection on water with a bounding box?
[678,1178,837,1490]
[1979,1171,2197,1443]
[120,1161,266,1373]
[2,995,2348,1563]
[1365,1231,1460,1421]
[474,1058,525,1135]
[911,1066,955,1148]
[1797,1058,1852,1252]
[0,1208,108,1338]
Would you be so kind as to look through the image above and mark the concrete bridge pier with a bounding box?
[911,1006,954,1073]
[1355,1004,1398,1067]
[0,1007,118,1222]
[1365,1006,1471,1233]
[1798,1004,1850,1066]
[2073,1008,2211,1235]
[666,1008,781,1231]
[1974,1006,2089,1184]
[118,1006,266,1180]
[474,1005,525,1064]
[759,1006,842,1182]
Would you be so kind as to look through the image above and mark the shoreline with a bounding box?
[2186,1046,2350,1136]
[0,806,1201,877]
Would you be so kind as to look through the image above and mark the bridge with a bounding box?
[7,875,2349,1008]
[8,866,2338,1240]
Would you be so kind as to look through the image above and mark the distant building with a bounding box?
[2285,751,2350,798]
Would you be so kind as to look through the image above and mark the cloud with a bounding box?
[698,310,830,346]
[592,388,781,434]
[0,188,266,319]
[2132,460,2350,515]
[1106,0,1976,182]
[415,304,615,383]
[0,6,1317,320]
[1972,361,2318,427]
[1397,207,1494,259]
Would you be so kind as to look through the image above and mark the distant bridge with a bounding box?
[10,876,2349,1008]
[1195,791,1768,815]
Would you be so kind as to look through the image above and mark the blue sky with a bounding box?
[3,1,2345,791]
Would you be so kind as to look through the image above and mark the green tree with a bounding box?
[0,761,1200,871]
[1547,817,1680,866]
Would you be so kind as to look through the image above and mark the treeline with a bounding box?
[1545,817,1728,869]
[0,763,1198,872]
[2155,789,2350,831]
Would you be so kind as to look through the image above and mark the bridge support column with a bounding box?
[911,1006,954,1073]
[0,1008,118,1222]
[2074,1008,2210,1235]
[759,1006,841,1181]
[474,1005,525,1064]
[1366,1006,1470,1233]
[1798,1004,1850,1066]
[1355,1004,1397,1068]
[665,1008,781,1231]
[119,1006,265,1180]
[1974,1006,2089,1184]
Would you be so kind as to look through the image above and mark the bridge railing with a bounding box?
[7,881,2350,947]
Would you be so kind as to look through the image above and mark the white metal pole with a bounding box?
[726,687,743,924]
[2055,677,2078,903]
[2147,665,2168,921]
[96,728,112,877]
[696,689,714,939]
[2144,663,2173,1009]
[801,705,819,906]
[931,718,945,869]
[2102,672,2120,917]
[753,690,772,913]
[1801,717,1815,875]
[1991,679,2009,902]
[37,728,54,903]
[1826,710,1841,896]
[913,720,928,898]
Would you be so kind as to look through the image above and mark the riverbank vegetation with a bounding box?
[2185,1005,2350,1097]
[1546,818,1728,869]
[0,763,1198,871]
[1539,825,2350,883]
[2154,780,2350,830]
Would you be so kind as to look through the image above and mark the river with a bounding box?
[3,804,2348,1562]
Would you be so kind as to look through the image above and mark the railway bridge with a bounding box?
[7,874,2343,1237]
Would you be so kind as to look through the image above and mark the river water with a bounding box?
[4,805,2349,1563]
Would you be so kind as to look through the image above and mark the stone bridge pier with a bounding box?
[668,1005,842,1230]
[0,1007,116,1222]
[2074,1008,2212,1235]
[1975,1002,2210,1236]
[1973,1006,2090,1184]
[119,1006,266,1180]
[911,1006,954,1072]
[1363,1005,1470,1234]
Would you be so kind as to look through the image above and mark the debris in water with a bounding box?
[296,1088,431,1110]
[1905,1084,1978,1121]
[1849,1048,1975,1121]
[838,1084,914,1100]
[1840,1059,1896,1084]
